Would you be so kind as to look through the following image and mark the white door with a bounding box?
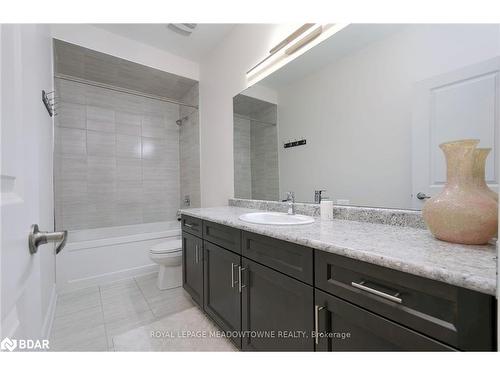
[1,25,57,345]
[412,57,500,209]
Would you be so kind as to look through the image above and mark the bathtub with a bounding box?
[57,221,181,294]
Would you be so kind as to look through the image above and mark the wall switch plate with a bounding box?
[184,195,191,207]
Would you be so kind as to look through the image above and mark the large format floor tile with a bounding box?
[147,287,195,319]
[55,286,101,317]
[52,304,104,337]
[50,324,108,352]
[50,273,214,352]
[112,307,235,352]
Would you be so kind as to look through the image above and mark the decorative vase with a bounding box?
[422,139,498,245]
[472,148,498,202]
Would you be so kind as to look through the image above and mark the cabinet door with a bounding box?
[182,232,203,307]
[204,241,242,348]
[315,290,455,351]
[241,258,314,351]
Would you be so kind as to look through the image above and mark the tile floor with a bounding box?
[50,272,196,351]
[112,307,236,351]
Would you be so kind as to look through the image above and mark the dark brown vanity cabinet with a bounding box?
[241,258,314,351]
[203,241,242,348]
[315,250,496,351]
[181,215,203,237]
[182,231,203,307]
[314,290,454,351]
[181,215,496,352]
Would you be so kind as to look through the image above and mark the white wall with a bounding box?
[198,24,297,206]
[276,24,500,208]
[51,24,199,80]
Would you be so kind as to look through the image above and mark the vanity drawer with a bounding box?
[315,250,496,351]
[203,220,241,254]
[242,231,313,285]
[315,290,455,351]
[181,215,203,237]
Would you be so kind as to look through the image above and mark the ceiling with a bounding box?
[233,94,276,125]
[93,24,236,62]
[54,39,198,103]
[233,94,274,117]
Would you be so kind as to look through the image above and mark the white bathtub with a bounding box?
[57,221,181,294]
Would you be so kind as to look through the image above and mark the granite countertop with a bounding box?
[180,206,497,296]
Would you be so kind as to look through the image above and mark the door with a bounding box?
[1,25,56,345]
[314,290,454,351]
[182,232,203,306]
[241,258,314,351]
[203,241,241,348]
[412,57,500,208]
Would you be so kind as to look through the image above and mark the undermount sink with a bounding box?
[238,212,315,226]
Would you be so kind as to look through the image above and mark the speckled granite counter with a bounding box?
[180,206,497,296]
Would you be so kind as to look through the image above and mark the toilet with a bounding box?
[149,238,182,290]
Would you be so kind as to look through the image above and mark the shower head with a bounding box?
[176,116,187,126]
[176,109,197,126]
[176,115,191,126]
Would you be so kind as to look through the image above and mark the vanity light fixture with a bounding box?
[167,24,197,36]
[246,23,349,86]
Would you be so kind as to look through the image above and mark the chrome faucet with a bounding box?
[285,191,295,215]
[314,189,327,204]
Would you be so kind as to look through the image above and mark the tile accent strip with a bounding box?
[228,198,426,229]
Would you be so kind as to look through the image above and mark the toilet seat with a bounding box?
[150,239,182,254]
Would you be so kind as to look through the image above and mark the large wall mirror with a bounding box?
[233,24,500,210]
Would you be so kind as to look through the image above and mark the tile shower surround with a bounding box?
[233,100,279,201]
[179,83,201,209]
[54,78,198,230]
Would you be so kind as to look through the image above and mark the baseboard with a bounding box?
[58,263,159,295]
[41,285,57,340]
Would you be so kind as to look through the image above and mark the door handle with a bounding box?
[231,263,239,288]
[28,224,67,255]
[238,266,247,293]
[314,305,325,345]
[416,192,431,200]
[195,244,199,264]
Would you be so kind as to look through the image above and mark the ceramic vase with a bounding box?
[422,139,498,245]
[472,148,498,202]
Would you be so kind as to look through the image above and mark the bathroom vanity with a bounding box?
[180,207,497,352]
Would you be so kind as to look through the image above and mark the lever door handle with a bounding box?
[416,192,431,200]
[28,224,67,255]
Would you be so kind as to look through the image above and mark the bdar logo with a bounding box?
[1,337,17,351]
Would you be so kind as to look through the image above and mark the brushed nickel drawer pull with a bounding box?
[231,262,236,288]
[184,223,194,228]
[351,281,402,304]
[238,266,247,293]
[314,305,325,345]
